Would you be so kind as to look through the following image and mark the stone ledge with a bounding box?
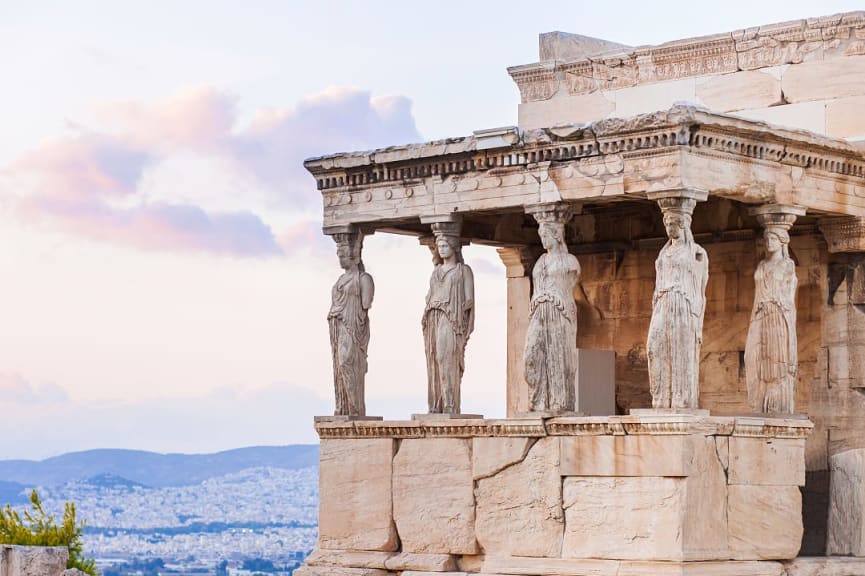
[315,414,813,440]
[785,556,865,576]
[302,558,787,576]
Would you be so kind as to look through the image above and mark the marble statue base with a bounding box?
[307,414,813,574]
[410,413,484,421]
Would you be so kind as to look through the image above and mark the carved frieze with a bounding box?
[306,106,865,229]
[820,216,865,253]
[313,415,811,439]
[508,12,865,100]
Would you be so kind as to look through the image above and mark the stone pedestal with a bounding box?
[304,414,812,576]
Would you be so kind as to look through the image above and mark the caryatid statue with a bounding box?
[327,230,374,417]
[524,205,581,413]
[647,196,708,409]
[745,206,804,414]
[422,221,475,414]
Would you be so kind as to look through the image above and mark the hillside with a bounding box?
[0,445,319,488]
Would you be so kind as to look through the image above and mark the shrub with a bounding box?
[0,489,98,575]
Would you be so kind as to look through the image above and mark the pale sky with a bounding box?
[0,0,861,459]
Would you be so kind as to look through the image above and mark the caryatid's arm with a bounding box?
[360,273,375,311]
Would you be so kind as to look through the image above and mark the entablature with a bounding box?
[305,105,865,232]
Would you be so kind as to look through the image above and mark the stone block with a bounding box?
[728,437,806,486]
[562,476,686,560]
[682,435,729,560]
[384,553,458,572]
[828,448,865,555]
[735,101,827,135]
[786,556,865,576]
[621,561,785,576]
[696,71,782,112]
[827,95,865,139]
[467,555,619,575]
[472,437,533,480]
[319,439,398,551]
[294,567,390,576]
[782,56,865,103]
[306,549,392,569]
[560,434,689,477]
[475,437,564,557]
[562,434,727,561]
[728,485,803,560]
[6,546,69,576]
[612,78,697,120]
[518,91,615,130]
[393,438,478,554]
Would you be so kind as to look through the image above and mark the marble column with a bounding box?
[745,204,805,414]
[497,245,542,416]
[645,190,708,410]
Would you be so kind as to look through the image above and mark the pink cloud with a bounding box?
[0,86,421,256]
[93,86,236,151]
[8,132,149,202]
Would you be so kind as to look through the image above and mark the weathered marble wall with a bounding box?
[302,415,811,576]
[512,12,865,138]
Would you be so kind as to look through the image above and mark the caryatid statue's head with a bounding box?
[764,227,790,257]
[538,221,566,252]
[658,197,697,243]
[333,232,363,271]
[433,232,462,263]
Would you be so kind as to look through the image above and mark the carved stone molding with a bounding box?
[313,415,813,439]
[731,417,814,439]
[751,204,807,229]
[525,202,580,223]
[820,216,865,253]
[508,12,865,102]
[496,246,542,278]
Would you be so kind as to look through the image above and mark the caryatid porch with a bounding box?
[308,104,865,417]
[299,105,865,575]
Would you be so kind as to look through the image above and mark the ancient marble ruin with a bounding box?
[647,195,708,410]
[745,206,804,414]
[422,220,475,414]
[301,11,865,576]
[327,230,374,417]
[524,205,580,414]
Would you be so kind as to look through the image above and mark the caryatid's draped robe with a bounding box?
[745,255,798,413]
[647,240,708,408]
[423,263,475,413]
[524,251,581,412]
[328,269,374,416]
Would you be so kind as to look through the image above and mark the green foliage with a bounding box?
[0,489,98,575]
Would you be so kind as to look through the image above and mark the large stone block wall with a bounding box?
[302,415,811,576]
[512,12,865,139]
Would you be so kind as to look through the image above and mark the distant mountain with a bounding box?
[0,445,318,489]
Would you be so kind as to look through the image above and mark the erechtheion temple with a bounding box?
[300,12,865,576]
